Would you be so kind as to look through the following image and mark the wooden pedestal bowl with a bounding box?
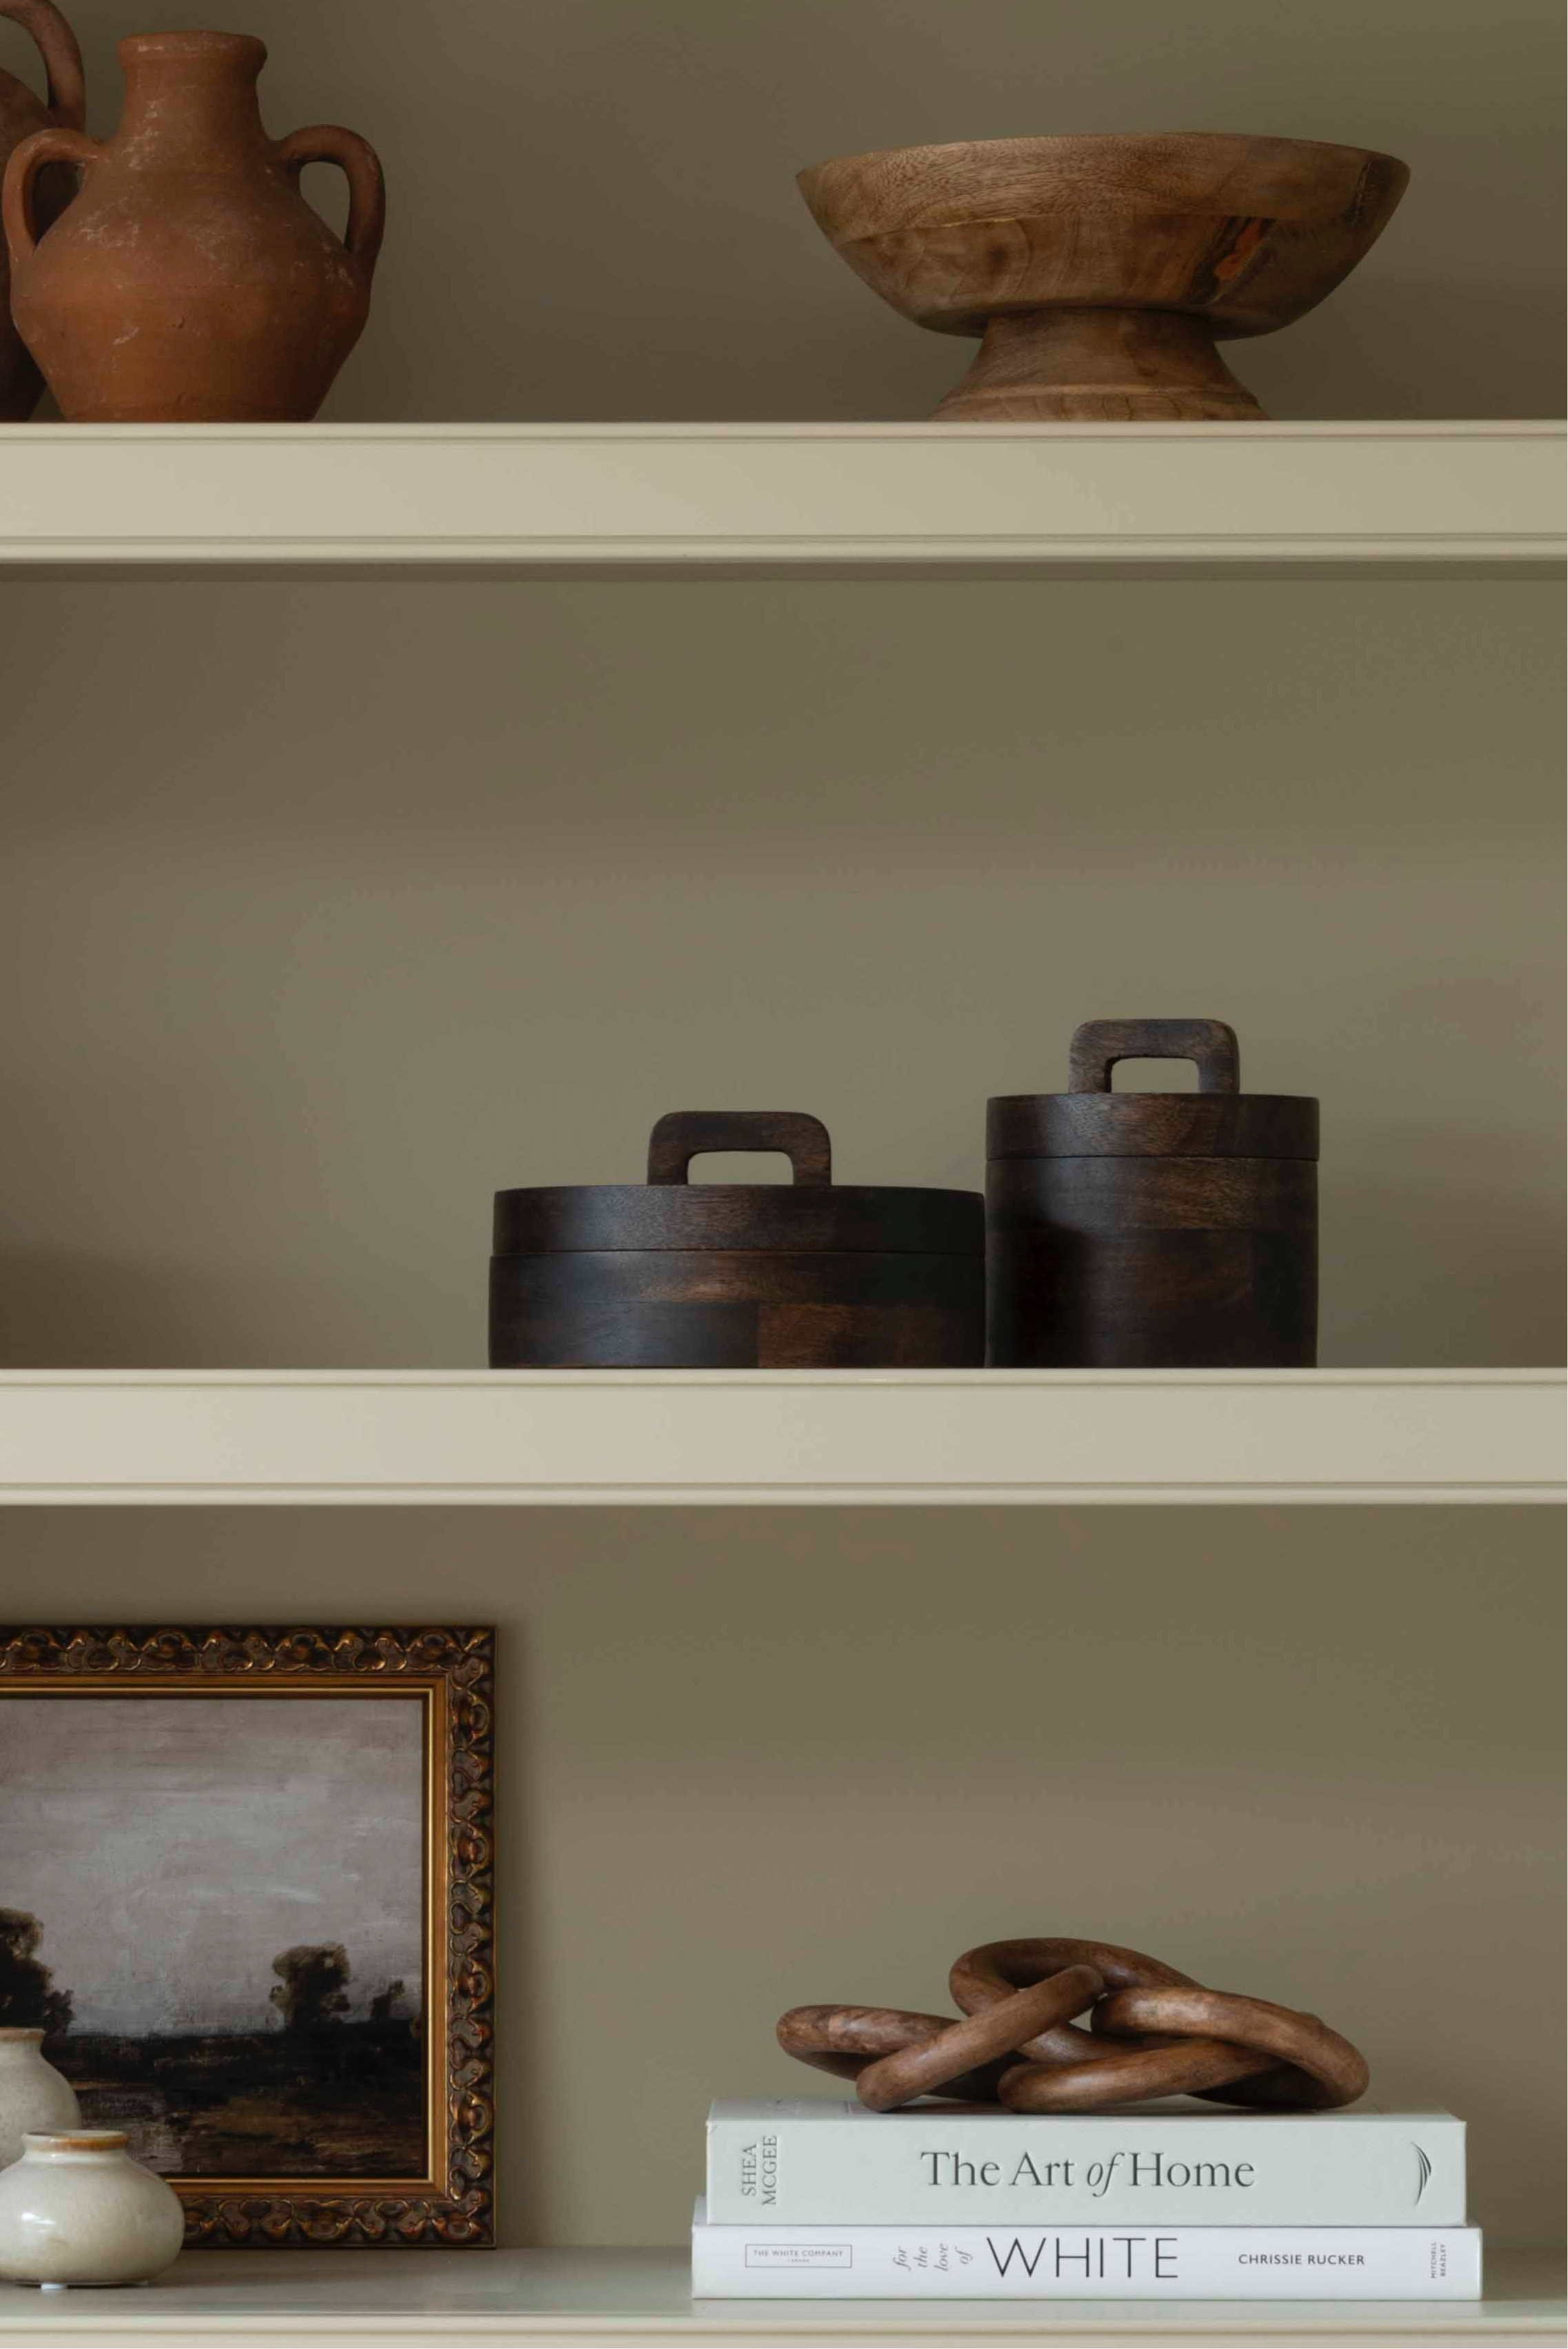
[797,132,1409,422]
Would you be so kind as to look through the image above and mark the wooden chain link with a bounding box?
[777,1937,1368,2113]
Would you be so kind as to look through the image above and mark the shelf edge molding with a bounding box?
[0,421,1560,573]
[0,2244,1558,2344]
[0,1369,1558,1506]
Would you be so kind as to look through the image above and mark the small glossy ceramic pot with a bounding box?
[0,2130,184,2288]
[0,2030,79,2168]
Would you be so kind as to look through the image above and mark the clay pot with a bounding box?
[0,2028,79,2169]
[0,0,85,419]
[0,2130,184,2288]
[1,30,385,422]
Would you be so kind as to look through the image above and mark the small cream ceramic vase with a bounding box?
[0,2029,79,2168]
[0,2130,184,2288]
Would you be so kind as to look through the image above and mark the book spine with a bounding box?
[704,2114,1466,2226]
[692,2219,1483,2300]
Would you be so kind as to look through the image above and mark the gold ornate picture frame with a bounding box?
[0,1625,494,2248]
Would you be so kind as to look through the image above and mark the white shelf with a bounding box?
[0,423,1559,576]
[0,1370,1557,1506]
[0,2248,1558,2345]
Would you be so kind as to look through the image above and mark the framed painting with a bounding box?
[0,1625,494,2248]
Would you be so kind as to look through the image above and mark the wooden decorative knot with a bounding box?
[777,1937,1369,2114]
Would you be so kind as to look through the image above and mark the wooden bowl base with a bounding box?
[933,308,1267,423]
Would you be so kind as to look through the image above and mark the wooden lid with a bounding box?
[987,1021,1319,1162]
[494,1112,983,1257]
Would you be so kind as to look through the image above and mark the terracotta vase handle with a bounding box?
[0,0,86,129]
[277,123,385,276]
[2,121,97,268]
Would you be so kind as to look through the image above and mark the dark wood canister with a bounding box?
[986,1020,1319,1368]
[492,1110,984,1369]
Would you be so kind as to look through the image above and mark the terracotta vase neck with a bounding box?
[112,34,270,162]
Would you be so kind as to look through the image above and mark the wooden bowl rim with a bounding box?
[796,130,1410,191]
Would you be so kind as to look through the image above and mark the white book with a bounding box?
[706,2098,1465,2227]
[691,2202,1482,2300]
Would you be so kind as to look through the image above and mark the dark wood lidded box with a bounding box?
[492,1111,984,1369]
[987,1020,1319,1368]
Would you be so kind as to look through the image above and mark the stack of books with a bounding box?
[692,2097,1482,2301]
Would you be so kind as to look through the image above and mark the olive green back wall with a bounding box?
[4,1506,1562,2248]
[29,0,1568,423]
[0,575,1559,1369]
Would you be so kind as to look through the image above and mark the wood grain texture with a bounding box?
[492,1187,979,1256]
[775,2005,1012,2106]
[855,1966,1105,2113]
[987,1093,1318,1161]
[781,1937,1369,2114]
[1068,1018,1240,1096]
[987,1020,1318,1368]
[489,1249,983,1369]
[798,132,1409,421]
[646,1110,831,1187]
[492,1113,983,1370]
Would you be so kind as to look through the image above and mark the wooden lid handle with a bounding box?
[647,1111,833,1187]
[1068,1019,1240,1095]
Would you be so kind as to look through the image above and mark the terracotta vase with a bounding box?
[0,0,84,418]
[1,30,385,422]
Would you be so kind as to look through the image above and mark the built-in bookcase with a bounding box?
[0,420,1560,2346]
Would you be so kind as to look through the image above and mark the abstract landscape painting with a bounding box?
[0,1692,426,2178]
